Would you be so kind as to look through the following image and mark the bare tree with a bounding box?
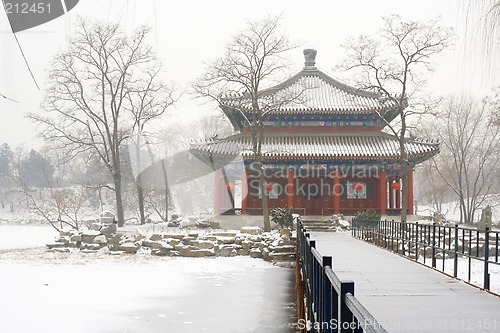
[31,19,175,227]
[194,16,296,231]
[431,95,500,224]
[461,0,500,73]
[338,15,454,221]
[415,160,451,214]
[12,149,95,232]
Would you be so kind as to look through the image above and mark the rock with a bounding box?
[157,240,174,251]
[209,220,221,229]
[82,230,100,243]
[80,249,98,254]
[179,218,197,228]
[188,231,199,238]
[59,230,72,237]
[248,235,262,243]
[182,236,198,246]
[70,234,82,242]
[271,252,296,262]
[234,234,247,245]
[196,220,211,228]
[46,242,68,249]
[163,234,185,240]
[93,235,108,245]
[170,213,181,220]
[241,226,263,235]
[219,246,238,257]
[98,246,111,255]
[100,211,115,224]
[167,220,180,227]
[167,238,181,246]
[270,245,296,253]
[83,243,101,250]
[238,248,250,256]
[174,244,196,252]
[216,236,236,244]
[100,222,117,235]
[118,242,140,253]
[250,248,263,258]
[179,249,215,257]
[210,232,237,238]
[152,249,169,256]
[143,240,161,249]
[109,250,126,255]
[137,246,152,255]
[149,233,163,241]
[241,240,255,251]
[169,251,180,257]
[195,240,215,249]
[262,248,272,261]
[52,247,71,253]
[278,228,292,237]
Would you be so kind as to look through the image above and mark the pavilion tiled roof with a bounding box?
[220,50,403,116]
[190,132,439,163]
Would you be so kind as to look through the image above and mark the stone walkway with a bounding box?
[310,232,500,332]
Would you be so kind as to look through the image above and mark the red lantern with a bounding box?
[352,182,363,191]
[391,182,401,190]
[225,183,233,190]
[265,183,273,192]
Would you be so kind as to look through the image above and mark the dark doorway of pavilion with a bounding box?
[295,177,331,215]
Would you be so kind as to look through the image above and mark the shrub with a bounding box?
[355,209,381,221]
[270,207,293,228]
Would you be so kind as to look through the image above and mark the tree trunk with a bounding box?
[136,177,146,225]
[113,172,125,227]
[260,169,271,232]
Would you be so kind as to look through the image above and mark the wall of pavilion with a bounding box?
[191,49,439,216]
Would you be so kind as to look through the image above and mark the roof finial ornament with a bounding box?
[303,49,317,70]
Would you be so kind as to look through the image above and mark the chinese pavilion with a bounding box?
[191,49,439,216]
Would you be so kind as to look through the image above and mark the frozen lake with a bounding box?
[0,224,58,250]
[0,225,297,333]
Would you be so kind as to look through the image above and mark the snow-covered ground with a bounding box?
[418,256,500,295]
[418,196,500,226]
[0,225,296,333]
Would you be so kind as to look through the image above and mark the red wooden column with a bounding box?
[287,168,294,209]
[241,169,248,214]
[395,179,401,210]
[388,180,394,210]
[214,169,222,215]
[379,170,387,215]
[333,171,341,214]
[407,170,414,215]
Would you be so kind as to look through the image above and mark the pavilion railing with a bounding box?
[352,218,500,295]
[297,221,388,333]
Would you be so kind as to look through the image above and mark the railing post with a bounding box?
[322,257,332,333]
[432,223,437,268]
[340,281,354,333]
[415,222,419,261]
[484,228,490,291]
[454,224,459,278]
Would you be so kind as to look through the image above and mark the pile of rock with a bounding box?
[46,226,297,267]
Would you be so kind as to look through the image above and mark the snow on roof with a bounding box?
[220,50,403,115]
[191,132,439,162]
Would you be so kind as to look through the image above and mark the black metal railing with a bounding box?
[297,222,388,333]
[352,218,500,294]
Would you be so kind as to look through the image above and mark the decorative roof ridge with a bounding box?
[378,132,440,146]
[219,66,390,102]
